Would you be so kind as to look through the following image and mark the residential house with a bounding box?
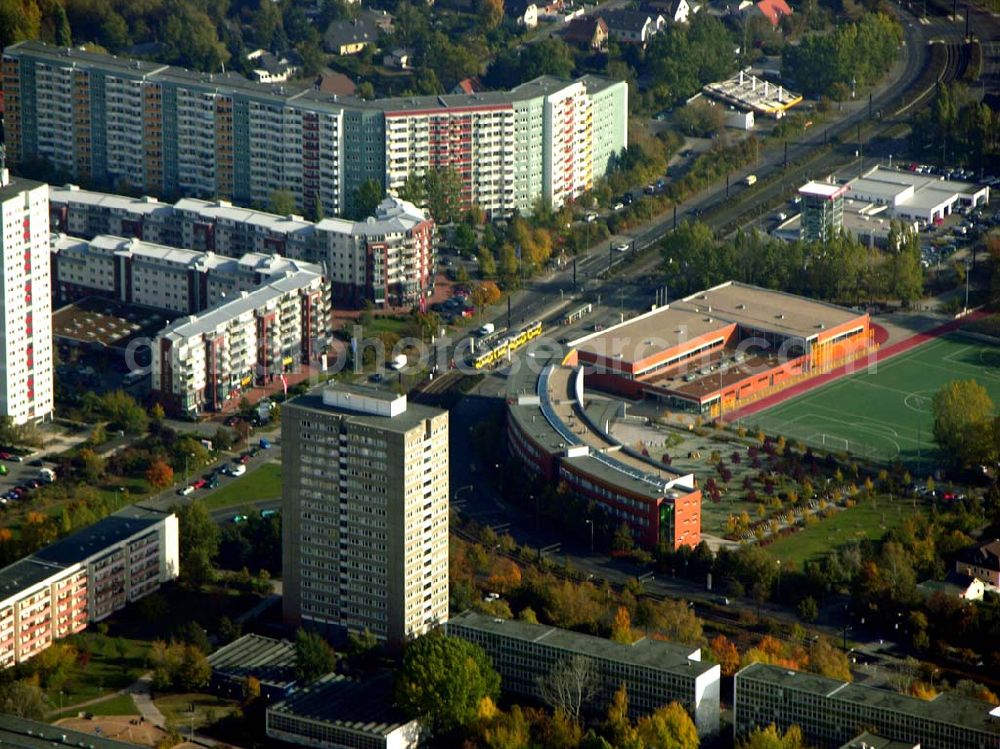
[916,572,986,602]
[315,72,357,97]
[755,0,792,26]
[246,49,300,84]
[956,538,1000,590]
[383,48,413,69]
[324,10,394,55]
[602,10,666,45]
[564,16,609,50]
[643,0,697,23]
[451,77,486,95]
[509,0,540,27]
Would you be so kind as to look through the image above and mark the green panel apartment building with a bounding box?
[2,41,627,218]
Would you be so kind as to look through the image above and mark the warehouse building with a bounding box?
[845,166,989,224]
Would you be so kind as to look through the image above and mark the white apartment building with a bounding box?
[448,611,721,736]
[315,197,434,307]
[49,186,439,309]
[0,506,178,669]
[282,386,449,649]
[51,232,323,314]
[151,270,329,415]
[0,172,53,424]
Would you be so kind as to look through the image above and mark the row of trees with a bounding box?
[660,220,924,306]
[911,81,1000,169]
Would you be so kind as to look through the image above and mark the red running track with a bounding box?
[724,310,990,422]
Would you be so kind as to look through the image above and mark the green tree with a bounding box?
[396,633,500,734]
[353,179,384,219]
[796,596,819,622]
[424,167,463,225]
[294,629,337,682]
[932,379,995,468]
[268,189,297,216]
[636,702,699,749]
[0,679,46,719]
[175,500,220,587]
[99,390,148,434]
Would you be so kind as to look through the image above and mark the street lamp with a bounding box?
[584,519,594,554]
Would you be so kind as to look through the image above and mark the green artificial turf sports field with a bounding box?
[747,333,1000,465]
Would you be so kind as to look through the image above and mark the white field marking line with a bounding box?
[780,408,920,446]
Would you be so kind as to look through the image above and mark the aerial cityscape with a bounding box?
[0,0,998,747]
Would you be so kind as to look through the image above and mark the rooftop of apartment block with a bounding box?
[34,505,170,566]
[286,384,445,433]
[449,611,717,678]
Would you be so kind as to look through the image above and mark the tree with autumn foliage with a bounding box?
[471,280,502,311]
[709,634,741,676]
[478,0,504,29]
[487,557,522,595]
[610,606,636,644]
[635,702,699,749]
[738,723,810,749]
[602,685,639,748]
[145,458,174,489]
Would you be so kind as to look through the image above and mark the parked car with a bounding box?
[207,478,219,490]
[231,514,248,524]
[615,242,630,253]
[612,202,624,211]
[191,479,207,490]
[261,509,279,519]
[259,438,272,450]
[177,485,195,496]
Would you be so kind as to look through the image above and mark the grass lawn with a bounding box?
[365,316,413,337]
[750,333,1000,466]
[49,633,151,708]
[201,463,282,510]
[761,496,925,565]
[50,693,139,720]
[154,693,241,732]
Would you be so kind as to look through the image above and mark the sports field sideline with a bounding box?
[747,332,1000,465]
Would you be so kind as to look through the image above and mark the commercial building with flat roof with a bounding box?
[266,674,422,749]
[208,633,298,701]
[845,166,989,223]
[0,506,178,668]
[282,386,448,649]
[506,349,701,550]
[702,70,802,118]
[567,281,873,418]
[734,662,1000,749]
[6,41,626,218]
[840,734,920,749]
[448,611,721,735]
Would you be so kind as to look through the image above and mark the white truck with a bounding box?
[477,323,495,337]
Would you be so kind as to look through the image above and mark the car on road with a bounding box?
[231,514,248,524]
[612,202,624,211]
[615,242,630,253]
[261,509,279,519]
[177,485,195,496]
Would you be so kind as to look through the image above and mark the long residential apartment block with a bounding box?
[151,269,330,415]
[734,662,1000,749]
[50,185,436,308]
[51,233,324,313]
[5,41,627,217]
[0,506,178,668]
[447,611,721,736]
